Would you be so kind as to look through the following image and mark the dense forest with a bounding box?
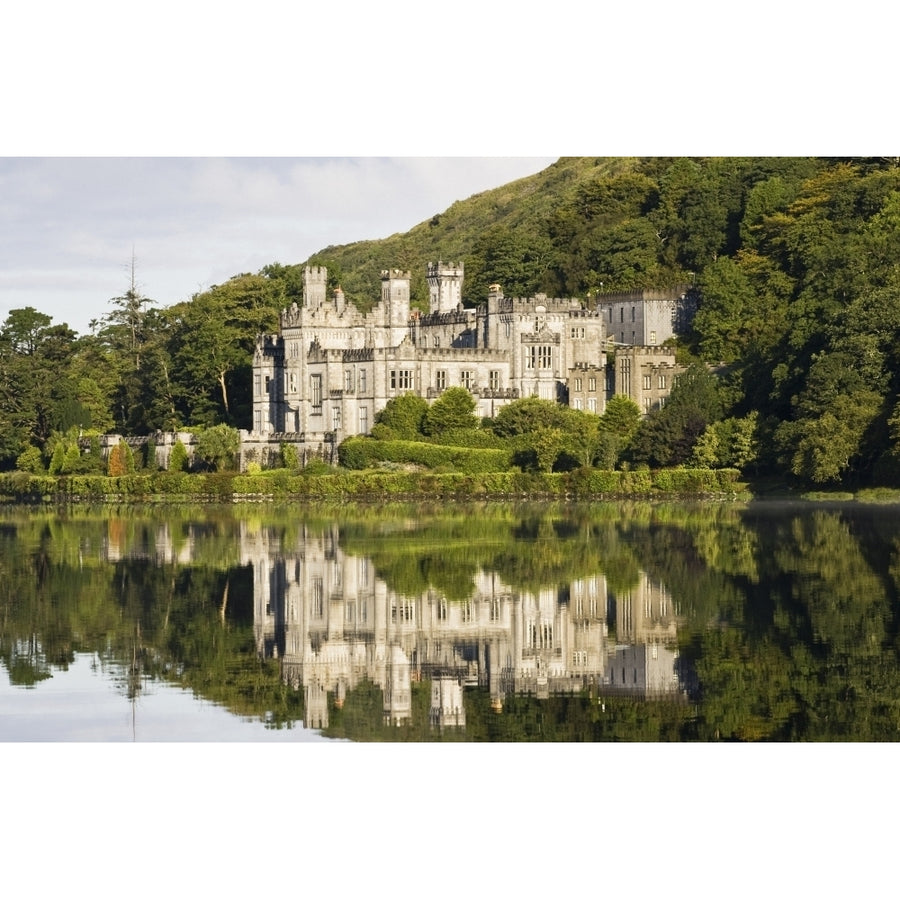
[3,157,900,487]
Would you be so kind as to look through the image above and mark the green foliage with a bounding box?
[169,439,189,473]
[194,424,241,472]
[280,442,300,471]
[166,274,281,425]
[16,445,44,474]
[422,387,479,437]
[464,224,554,300]
[490,396,571,438]
[596,395,641,468]
[337,437,512,475]
[428,428,506,449]
[373,393,428,440]
[631,364,725,467]
[143,438,158,471]
[48,442,66,475]
[691,413,759,471]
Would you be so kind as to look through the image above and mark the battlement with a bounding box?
[427,260,464,277]
[616,345,679,361]
[488,295,580,314]
[304,265,328,282]
[596,284,694,304]
[423,346,508,359]
[257,334,284,358]
[381,269,411,280]
[418,308,474,326]
[343,348,376,362]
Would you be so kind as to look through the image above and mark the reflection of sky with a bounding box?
[0,653,336,742]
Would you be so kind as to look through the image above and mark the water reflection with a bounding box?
[244,522,685,732]
[5,501,900,741]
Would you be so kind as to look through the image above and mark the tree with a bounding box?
[169,439,189,473]
[631,364,724,467]
[372,393,428,440]
[105,254,153,369]
[533,426,565,473]
[465,225,553,301]
[490,397,571,439]
[167,274,280,425]
[596,395,641,468]
[194,425,240,472]
[422,387,478,437]
[775,351,887,484]
[1,307,52,355]
[691,413,759,471]
[107,439,135,477]
[16,445,44,474]
[693,257,758,363]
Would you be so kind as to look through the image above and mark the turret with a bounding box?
[303,265,327,310]
[381,268,411,327]
[427,261,464,314]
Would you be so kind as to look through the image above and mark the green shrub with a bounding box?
[169,440,189,473]
[48,443,66,475]
[16,445,44,474]
[144,439,159,471]
[430,428,506,449]
[280,442,299,470]
[338,437,511,473]
[195,425,240,472]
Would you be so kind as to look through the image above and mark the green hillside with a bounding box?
[302,157,639,310]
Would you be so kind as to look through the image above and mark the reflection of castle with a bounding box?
[607,571,680,695]
[241,524,684,730]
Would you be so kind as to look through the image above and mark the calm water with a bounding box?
[3,499,900,741]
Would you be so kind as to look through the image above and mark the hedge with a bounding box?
[337,437,512,474]
[0,467,745,503]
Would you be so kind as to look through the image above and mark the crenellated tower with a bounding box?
[303,265,328,310]
[381,268,411,328]
[427,261,464,314]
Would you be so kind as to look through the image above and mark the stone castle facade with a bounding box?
[251,262,696,445]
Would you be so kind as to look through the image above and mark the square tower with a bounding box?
[427,261,464,314]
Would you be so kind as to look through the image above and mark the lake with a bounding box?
[3,499,900,741]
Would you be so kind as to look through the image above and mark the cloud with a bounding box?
[0,157,557,335]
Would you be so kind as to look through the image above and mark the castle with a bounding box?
[251,262,696,450]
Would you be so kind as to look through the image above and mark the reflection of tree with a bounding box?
[7,503,900,741]
[680,504,900,740]
[0,508,305,728]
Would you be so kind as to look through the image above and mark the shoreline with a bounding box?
[2,469,899,505]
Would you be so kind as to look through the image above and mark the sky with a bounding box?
[0,157,557,337]
[4,4,891,340]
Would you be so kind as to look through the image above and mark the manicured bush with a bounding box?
[107,440,135,477]
[280,442,299,470]
[16,445,44,474]
[169,440,189,473]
